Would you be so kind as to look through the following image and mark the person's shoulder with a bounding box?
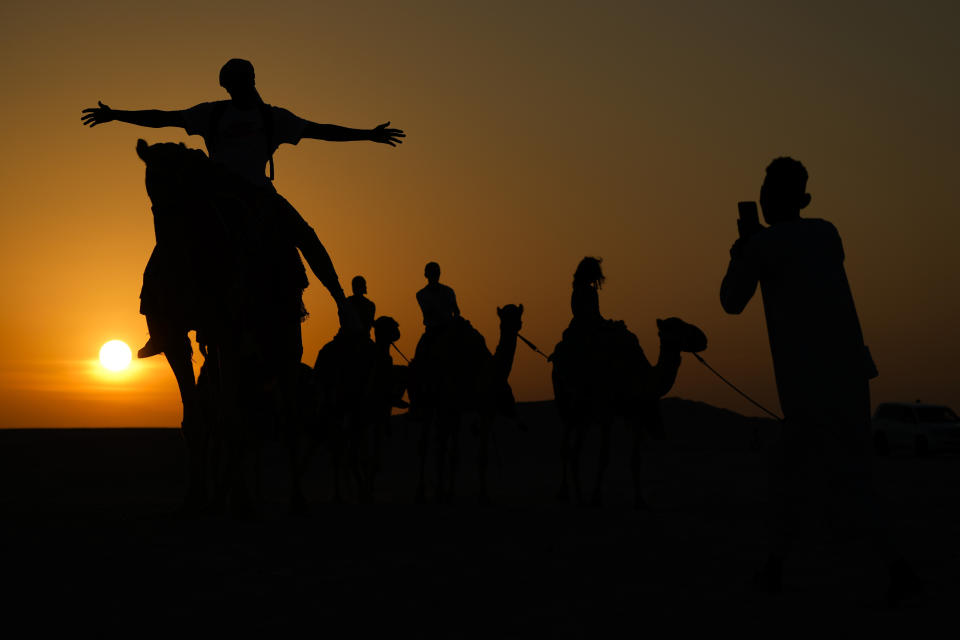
[801,217,843,242]
[267,104,306,122]
[186,100,226,115]
[804,217,838,230]
[182,101,227,136]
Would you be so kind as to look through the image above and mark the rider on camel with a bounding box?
[82,59,403,353]
[414,261,461,361]
[347,275,377,338]
[566,256,605,338]
[81,58,404,428]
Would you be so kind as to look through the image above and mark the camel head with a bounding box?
[496,304,523,335]
[136,139,208,168]
[374,316,401,346]
[656,317,707,353]
[136,139,212,207]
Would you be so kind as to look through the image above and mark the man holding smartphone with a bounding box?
[719,157,919,605]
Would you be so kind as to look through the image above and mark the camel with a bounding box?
[551,317,705,509]
[135,139,309,516]
[291,316,408,507]
[409,304,523,504]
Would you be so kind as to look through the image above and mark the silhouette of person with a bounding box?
[347,276,376,337]
[720,157,920,604]
[551,257,613,368]
[415,261,460,333]
[410,261,461,404]
[81,58,404,342]
[567,257,605,336]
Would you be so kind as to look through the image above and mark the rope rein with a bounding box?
[391,342,411,364]
[396,329,778,422]
[691,352,782,421]
[517,333,550,360]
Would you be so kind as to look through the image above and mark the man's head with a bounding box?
[573,256,604,288]
[760,157,811,225]
[424,261,441,284]
[351,275,367,296]
[219,59,259,102]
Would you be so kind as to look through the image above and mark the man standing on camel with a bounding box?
[80,58,404,441]
[81,57,404,340]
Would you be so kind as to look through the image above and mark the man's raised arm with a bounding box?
[81,101,186,129]
[720,240,760,315]
[302,121,405,147]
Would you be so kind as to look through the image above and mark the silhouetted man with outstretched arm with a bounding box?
[81,58,404,311]
[720,157,920,606]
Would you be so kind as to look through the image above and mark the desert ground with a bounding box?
[0,398,955,633]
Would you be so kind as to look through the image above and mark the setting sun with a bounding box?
[99,340,132,372]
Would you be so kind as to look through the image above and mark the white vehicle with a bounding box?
[872,402,960,455]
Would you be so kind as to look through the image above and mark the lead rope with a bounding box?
[522,329,780,421]
[517,333,550,360]
[691,352,782,421]
[391,342,411,364]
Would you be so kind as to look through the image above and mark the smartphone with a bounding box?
[737,201,759,226]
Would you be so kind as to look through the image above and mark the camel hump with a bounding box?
[552,317,645,386]
[452,316,490,362]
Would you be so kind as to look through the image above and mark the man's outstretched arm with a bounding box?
[302,121,404,146]
[81,101,186,129]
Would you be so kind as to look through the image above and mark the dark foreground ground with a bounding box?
[0,399,955,633]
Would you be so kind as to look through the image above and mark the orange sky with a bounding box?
[1,1,958,427]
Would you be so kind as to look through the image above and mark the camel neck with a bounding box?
[493,326,519,381]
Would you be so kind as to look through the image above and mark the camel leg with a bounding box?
[289,433,313,515]
[630,426,649,510]
[285,398,315,514]
[159,342,206,512]
[373,415,384,476]
[416,419,431,503]
[557,419,572,503]
[167,351,199,427]
[227,439,256,519]
[221,397,256,520]
[353,417,373,503]
[224,378,257,519]
[591,420,612,508]
[345,419,360,500]
[435,420,449,503]
[571,424,586,506]
[180,419,210,516]
[332,418,347,503]
[448,416,462,502]
[478,419,491,505]
[207,421,228,513]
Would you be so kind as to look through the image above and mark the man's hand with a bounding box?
[369,122,405,147]
[81,101,115,127]
[737,217,763,240]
